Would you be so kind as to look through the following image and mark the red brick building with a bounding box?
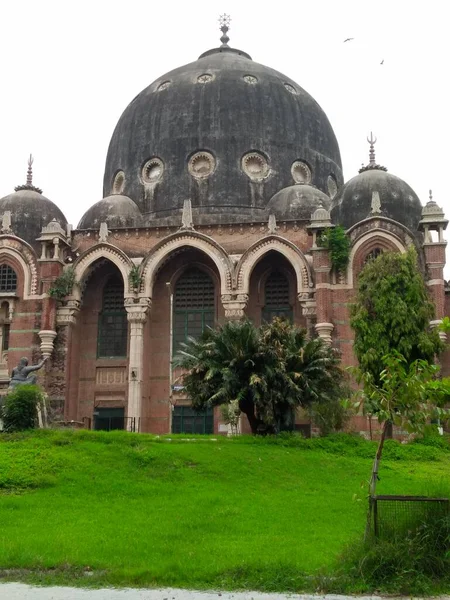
[0,24,447,434]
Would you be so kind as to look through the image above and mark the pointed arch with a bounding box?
[140,231,233,297]
[0,235,39,298]
[235,236,312,297]
[71,243,134,300]
[347,229,405,287]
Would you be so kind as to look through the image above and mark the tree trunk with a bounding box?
[365,419,389,539]
[239,397,262,434]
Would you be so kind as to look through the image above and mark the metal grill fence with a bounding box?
[371,495,449,539]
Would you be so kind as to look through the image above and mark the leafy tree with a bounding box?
[350,247,443,384]
[174,318,345,434]
[1,385,44,432]
[319,225,351,273]
[353,353,450,536]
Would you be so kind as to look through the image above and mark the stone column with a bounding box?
[55,300,80,421]
[311,246,333,344]
[125,299,151,431]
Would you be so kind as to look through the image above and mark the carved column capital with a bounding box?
[56,300,80,326]
[125,297,151,323]
[222,293,248,320]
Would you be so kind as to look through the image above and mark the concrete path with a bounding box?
[0,585,449,600]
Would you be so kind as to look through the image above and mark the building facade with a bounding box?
[0,23,448,434]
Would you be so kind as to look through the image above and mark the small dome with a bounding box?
[331,169,422,232]
[78,194,142,229]
[0,189,67,247]
[311,204,331,224]
[267,184,331,220]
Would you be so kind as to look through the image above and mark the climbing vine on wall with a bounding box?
[318,226,350,273]
[48,267,76,300]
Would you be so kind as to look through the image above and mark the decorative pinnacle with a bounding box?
[429,189,433,202]
[219,14,231,47]
[358,132,387,173]
[14,153,43,194]
[367,131,377,166]
[26,154,34,186]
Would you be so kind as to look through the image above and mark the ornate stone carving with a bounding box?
[99,222,109,243]
[315,322,334,345]
[1,211,12,234]
[96,367,126,385]
[56,299,80,325]
[73,243,134,297]
[180,199,194,230]
[38,330,57,358]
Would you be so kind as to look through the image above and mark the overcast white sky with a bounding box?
[1,0,449,270]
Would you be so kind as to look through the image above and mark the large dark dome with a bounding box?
[103,45,343,225]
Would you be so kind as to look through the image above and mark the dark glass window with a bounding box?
[2,324,10,351]
[262,271,292,323]
[172,406,213,434]
[93,407,125,431]
[97,277,127,358]
[0,265,17,293]
[173,268,215,351]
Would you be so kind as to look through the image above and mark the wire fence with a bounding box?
[371,495,449,539]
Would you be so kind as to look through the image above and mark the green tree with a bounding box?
[350,247,443,384]
[174,318,345,434]
[353,353,450,536]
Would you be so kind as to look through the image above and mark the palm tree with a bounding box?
[174,318,344,434]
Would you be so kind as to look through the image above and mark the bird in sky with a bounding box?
[343,37,354,42]
[380,59,384,65]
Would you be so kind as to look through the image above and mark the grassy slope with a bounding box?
[0,430,448,591]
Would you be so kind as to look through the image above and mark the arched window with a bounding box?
[97,276,127,358]
[365,248,383,264]
[173,268,215,351]
[0,265,17,293]
[262,271,292,323]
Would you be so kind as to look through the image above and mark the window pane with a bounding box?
[0,265,17,293]
[98,277,127,358]
[263,271,292,323]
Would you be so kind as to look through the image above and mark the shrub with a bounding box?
[1,385,43,432]
[309,397,354,436]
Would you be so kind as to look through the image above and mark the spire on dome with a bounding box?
[14,154,43,194]
[219,14,231,47]
[358,132,387,173]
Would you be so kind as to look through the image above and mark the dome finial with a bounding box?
[14,154,43,194]
[367,132,377,165]
[219,14,231,47]
[358,132,387,173]
[429,189,433,202]
[26,154,34,187]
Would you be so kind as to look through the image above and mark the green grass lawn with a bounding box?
[0,429,449,592]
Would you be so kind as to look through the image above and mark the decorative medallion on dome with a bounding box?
[142,158,164,183]
[243,74,258,84]
[157,81,171,91]
[112,171,125,194]
[291,161,312,184]
[284,83,297,95]
[242,152,270,181]
[358,132,388,173]
[327,175,338,199]
[14,154,42,194]
[197,73,214,83]
[188,151,216,179]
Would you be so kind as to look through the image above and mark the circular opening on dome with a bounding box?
[112,170,125,194]
[327,175,338,199]
[157,80,171,91]
[243,74,258,84]
[197,73,214,83]
[284,83,297,94]
[142,158,164,183]
[291,161,312,184]
[242,152,270,181]
[188,151,216,179]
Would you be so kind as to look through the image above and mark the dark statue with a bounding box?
[9,356,47,389]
